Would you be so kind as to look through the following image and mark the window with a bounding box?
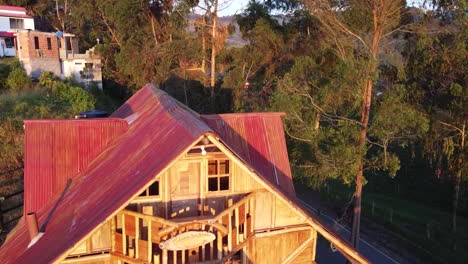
[65,37,71,50]
[5,38,13,48]
[208,159,230,192]
[47,38,52,50]
[9,18,24,29]
[34,36,39,49]
[139,181,159,197]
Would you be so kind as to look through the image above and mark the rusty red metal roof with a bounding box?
[0,84,211,263]
[0,5,27,12]
[201,113,295,197]
[23,119,128,215]
[0,84,365,263]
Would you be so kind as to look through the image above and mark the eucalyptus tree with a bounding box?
[404,0,467,241]
[294,0,421,248]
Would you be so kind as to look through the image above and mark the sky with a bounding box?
[205,0,431,17]
[217,0,249,16]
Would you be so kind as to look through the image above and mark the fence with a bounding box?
[0,190,23,231]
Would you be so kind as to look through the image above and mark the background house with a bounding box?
[0,5,34,57]
[0,4,102,88]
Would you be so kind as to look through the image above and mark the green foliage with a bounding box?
[6,68,32,92]
[38,71,56,88]
[50,82,95,114]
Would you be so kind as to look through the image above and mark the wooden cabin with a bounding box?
[0,84,369,264]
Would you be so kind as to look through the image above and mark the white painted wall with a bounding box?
[0,37,15,57]
[0,17,10,31]
[24,18,34,30]
[0,17,35,31]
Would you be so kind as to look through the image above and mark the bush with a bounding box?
[51,82,95,114]
[39,72,56,88]
[6,68,32,92]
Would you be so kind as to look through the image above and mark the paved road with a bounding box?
[298,199,399,264]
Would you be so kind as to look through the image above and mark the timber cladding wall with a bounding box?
[248,228,315,264]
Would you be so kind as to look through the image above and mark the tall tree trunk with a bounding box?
[350,8,382,247]
[350,78,373,249]
[210,0,218,98]
[201,14,207,74]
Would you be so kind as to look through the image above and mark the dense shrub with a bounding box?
[39,72,56,88]
[6,68,32,92]
[51,82,95,114]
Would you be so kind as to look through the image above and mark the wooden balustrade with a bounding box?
[111,192,255,264]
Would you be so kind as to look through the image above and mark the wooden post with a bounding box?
[111,216,116,253]
[162,249,168,264]
[228,211,232,252]
[217,231,222,259]
[135,216,139,259]
[235,207,240,245]
[147,219,152,262]
[122,214,127,255]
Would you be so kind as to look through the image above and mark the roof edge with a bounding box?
[201,112,286,119]
[23,118,127,123]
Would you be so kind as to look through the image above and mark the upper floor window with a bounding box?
[47,38,52,50]
[34,36,39,49]
[9,18,24,29]
[138,181,160,197]
[208,159,230,192]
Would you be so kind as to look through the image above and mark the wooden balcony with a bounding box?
[111,192,256,264]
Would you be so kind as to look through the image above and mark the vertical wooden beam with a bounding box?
[164,172,169,219]
[173,250,177,264]
[227,211,232,252]
[235,207,240,245]
[154,253,160,264]
[162,249,168,264]
[251,196,255,234]
[217,230,222,259]
[272,196,276,228]
[122,213,127,256]
[148,219,152,262]
[86,237,92,254]
[209,226,214,260]
[241,246,248,264]
[182,249,186,264]
[311,229,318,261]
[135,215,139,259]
[111,216,116,253]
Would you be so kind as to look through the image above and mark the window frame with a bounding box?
[34,36,39,50]
[207,159,231,193]
[131,180,161,203]
[47,37,52,50]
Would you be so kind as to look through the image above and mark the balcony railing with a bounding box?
[111,192,256,264]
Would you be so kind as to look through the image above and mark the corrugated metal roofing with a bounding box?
[0,5,28,12]
[23,119,128,215]
[201,113,295,197]
[0,84,211,263]
[0,83,367,263]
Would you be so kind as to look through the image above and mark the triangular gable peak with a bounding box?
[0,84,369,264]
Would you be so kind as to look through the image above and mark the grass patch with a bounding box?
[318,181,468,263]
